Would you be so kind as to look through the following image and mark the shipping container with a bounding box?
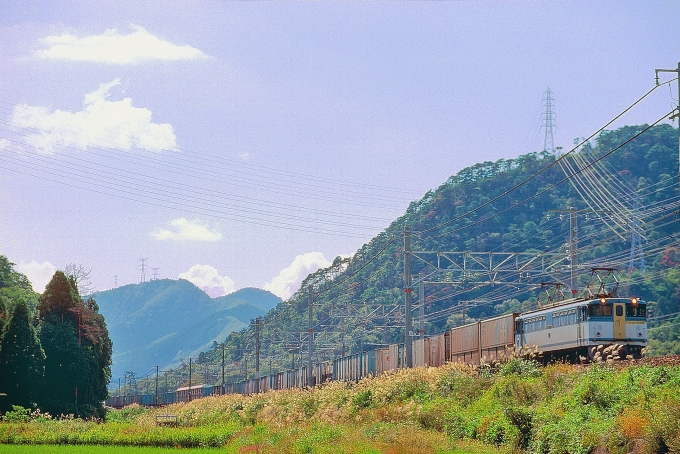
[480,313,518,361]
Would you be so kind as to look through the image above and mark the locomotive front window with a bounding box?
[626,305,646,318]
[589,304,612,317]
[616,305,623,316]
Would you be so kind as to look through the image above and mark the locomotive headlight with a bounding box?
[630,297,639,306]
[599,297,607,304]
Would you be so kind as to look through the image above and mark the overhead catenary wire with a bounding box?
[418,111,675,246]
[416,79,678,238]
[0,102,422,206]
[0,140,389,233]
[0,132,395,224]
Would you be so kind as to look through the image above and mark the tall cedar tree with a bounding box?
[38,271,112,418]
[0,256,33,292]
[0,299,44,412]
[0,256,42,412]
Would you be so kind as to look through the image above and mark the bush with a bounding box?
[352,389,373,410]
[1,405,30,422]
[499,357,542,378]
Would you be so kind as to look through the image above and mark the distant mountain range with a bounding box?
[92,280,281,380]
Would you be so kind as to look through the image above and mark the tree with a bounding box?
[0,256,33,292]
[38,271,79,323]
[0,299,45,412]
[38,271,112,419]
[64,263,95,297]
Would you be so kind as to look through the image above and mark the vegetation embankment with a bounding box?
[2,358,680,454]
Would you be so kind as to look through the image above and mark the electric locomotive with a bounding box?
[515,296,647,362]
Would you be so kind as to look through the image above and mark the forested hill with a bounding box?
[92,281,281,380]
[210,124,680,375]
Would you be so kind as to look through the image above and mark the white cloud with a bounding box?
[263,252,332,300]
[16,260,57,293]
[33,24,208,65]
[238,152,251,161]
[179,265,235,298]
[151,218,222,242]
[11,79,176,154]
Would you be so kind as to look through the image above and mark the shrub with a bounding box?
[499,357,542,378]
[642,392,680,454]
[105,403,147,423]
[1,405,30,422]
[352,389,373,410]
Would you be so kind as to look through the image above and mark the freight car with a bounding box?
[106,295,647,407]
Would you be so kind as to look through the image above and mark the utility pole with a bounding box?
[341,316,346,357]
[155,366,159,406]
[404,226,413,368]
[418,274,425,338]
[255,317,261,393]
[188,358,192,402]
[628,193,646,274]
[307,285,314,387]
[359,337,364,378]
[655,62,680,179]
[221,344,225,394]
[569,207,578,297]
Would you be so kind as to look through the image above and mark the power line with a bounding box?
[417,80,677,238]
[421,111,675,242]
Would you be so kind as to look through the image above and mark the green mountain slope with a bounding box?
[92,280,280,380]
[213,124,680,374]
[122,124,680,388]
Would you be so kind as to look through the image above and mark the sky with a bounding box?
[0,1,678,300]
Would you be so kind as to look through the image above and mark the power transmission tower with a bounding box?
[542,87,556,153]
[628,193,646,274]
[139,258,148,283]
[152,267,160,281]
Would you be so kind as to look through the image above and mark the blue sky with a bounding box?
[0,1,678,299]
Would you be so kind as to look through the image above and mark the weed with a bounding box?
[352,388,373,410]
[498,357,542,378]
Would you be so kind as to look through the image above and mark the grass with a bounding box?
[0,446,217,454]
[1,359,680,453]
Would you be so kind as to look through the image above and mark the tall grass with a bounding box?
[1,359,679,453]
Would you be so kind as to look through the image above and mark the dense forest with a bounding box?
[199,123,679,384]
[0,258,112,418]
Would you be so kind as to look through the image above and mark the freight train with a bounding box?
[106,295,647,408]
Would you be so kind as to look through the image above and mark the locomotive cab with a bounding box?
[515,297,648,363]
[586,297,647,358]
